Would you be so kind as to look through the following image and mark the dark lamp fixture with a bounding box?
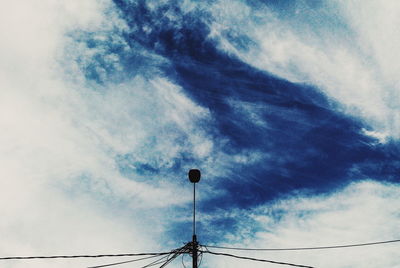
[188,169,201,183]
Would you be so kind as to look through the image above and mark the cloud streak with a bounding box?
[0,1,399,267]
[208,0,400,139]
[203,181,400,267]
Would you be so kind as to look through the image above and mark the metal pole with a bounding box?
[192,183,198,268]
[188,169,200,268]
[193,183,196,236]
[192,234,198,268]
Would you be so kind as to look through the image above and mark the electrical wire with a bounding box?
[87,254,168,268]
[140,245,191,268]
[201,249,315,268]
[159,246,188,268]
[201,239,400,251]
[197,251,203,267]
[181,251,187,268]
[135,249,183,268]
[159,254,178,267]
[160,252,178,268]
[87,246,190,268]
[0,252,174,261]
[180,243,203,268]
[138,254,172,268]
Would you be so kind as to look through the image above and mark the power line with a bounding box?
[159,246,189,268]
[87,246,189,268]
[201,249,315,268]
[87,254,166,268]
[197,251,204,267]
[160,253,180,268]
[4,168,398,268]
[201,239,400,251]
[0,251,173,261]
[181,253,187,268]
[137,244,191,268]
[138,254,173,268]
[182,247,203,268]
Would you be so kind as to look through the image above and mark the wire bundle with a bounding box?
[1,238,399,267]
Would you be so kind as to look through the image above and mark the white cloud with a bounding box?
[207,0,400,139]
[362,128,389,144]
[227,99,268,128]
[1,1,398,267]
[0,1,213,267]
[204,181,400,268]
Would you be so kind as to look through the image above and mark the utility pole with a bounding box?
[188,169,201,268]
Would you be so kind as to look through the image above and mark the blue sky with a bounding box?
[0,0,399,267]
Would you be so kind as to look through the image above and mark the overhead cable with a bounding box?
[201,239,400,251]
[87,254,166,268]
[0,251,174,261]
[159,246,189,268]
[137,254,173,268]
[201,249,315,268]
[87,246,189,268]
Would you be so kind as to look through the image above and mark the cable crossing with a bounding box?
[1,170,399,268]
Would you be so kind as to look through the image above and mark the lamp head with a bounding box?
[188,169,201,183]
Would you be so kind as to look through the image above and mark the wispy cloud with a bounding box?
[207,0,400,139]
[0,1,210,266]
[1,1,399,267]
[204,181,400,267]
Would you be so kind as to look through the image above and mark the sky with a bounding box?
[0,0,399,267]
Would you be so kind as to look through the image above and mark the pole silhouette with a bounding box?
[188,169,201,268]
